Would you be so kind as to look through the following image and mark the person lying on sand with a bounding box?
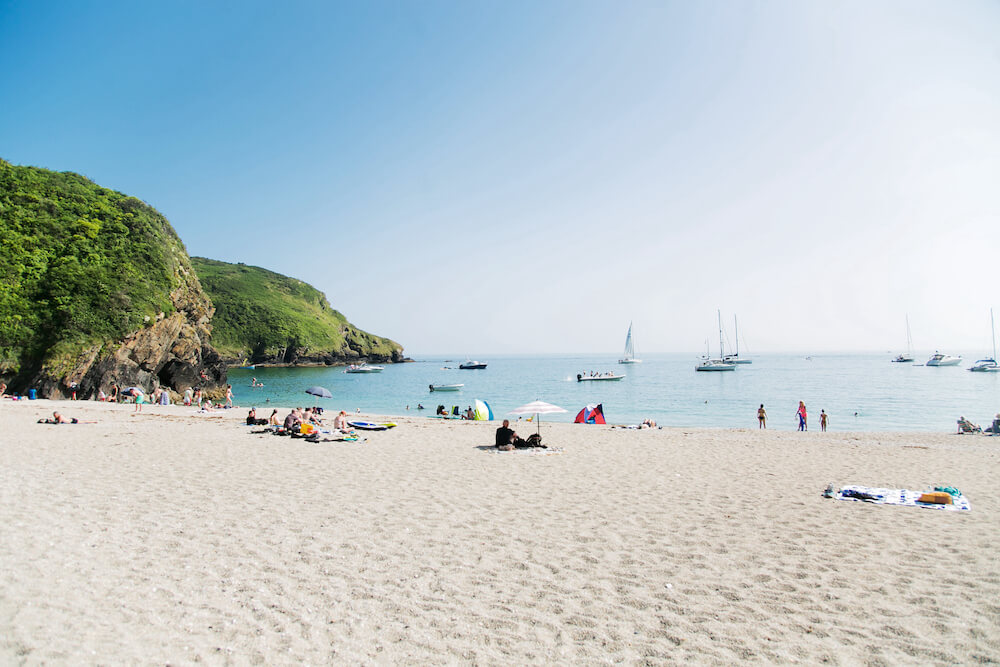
[37,411,96,424]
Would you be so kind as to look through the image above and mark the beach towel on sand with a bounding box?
[488,446,563,455]
[835,485,971,511]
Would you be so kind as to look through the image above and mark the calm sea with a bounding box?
[228,353,1000,432]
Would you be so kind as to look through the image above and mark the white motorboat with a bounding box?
[618,322,641,364]
[926,352,961,366]
[576,372,625,381]
[697,310,736,372]
[723,315,752,364]
[969,309,999,373]
[429,383,463,392]
[697,358,736,371]
[345,363,384,373]
[891,315,915,363]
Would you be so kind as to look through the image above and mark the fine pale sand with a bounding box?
[1,399,998,664]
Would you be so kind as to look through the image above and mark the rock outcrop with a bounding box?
[0,160,228,398]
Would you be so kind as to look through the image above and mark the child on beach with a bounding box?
[797,401,807,431]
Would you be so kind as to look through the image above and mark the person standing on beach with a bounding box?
[820,409,828,432]
[797,401,807,431]
[757,404,767,429]
[225,384,233,408]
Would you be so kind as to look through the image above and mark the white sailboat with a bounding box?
[723,315,752,364]
[697,311,736,372]
[618,322,641,364]
[891,315,915,363]
[969,308,999,373]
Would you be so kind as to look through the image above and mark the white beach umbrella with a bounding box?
[509,400,567,436]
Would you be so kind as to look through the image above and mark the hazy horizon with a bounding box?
[2,1,998,356]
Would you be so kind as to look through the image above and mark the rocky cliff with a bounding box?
[0,160,226,398]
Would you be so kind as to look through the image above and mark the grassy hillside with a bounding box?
[190,257,402,363]
[0,159,204,376]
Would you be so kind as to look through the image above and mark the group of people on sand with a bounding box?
[260,406,354,434]
[958,413,1000,434]
[754,402,828,431]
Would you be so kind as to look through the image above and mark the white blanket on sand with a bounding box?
[836,485,971,511]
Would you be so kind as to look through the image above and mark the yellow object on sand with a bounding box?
[918,492,952,505]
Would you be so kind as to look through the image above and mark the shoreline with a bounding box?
[2,398,997,663]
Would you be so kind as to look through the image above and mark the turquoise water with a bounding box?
[228,354,1000,432]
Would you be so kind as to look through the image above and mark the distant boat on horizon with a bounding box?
[723,315,752,365]
[618,322,641,364]
[926,351,961,367]
[697,310,736,372]
[891,315,915,363]
[969,308,999,373]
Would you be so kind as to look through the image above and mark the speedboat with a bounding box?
[345,363,384,373]
[459,361,487,369]
[429,383,463,392]
[926,352,961,366]
[891,354,914,363]
[696,358,736,372]
[576,372,625,381]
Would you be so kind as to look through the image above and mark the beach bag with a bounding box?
[525,433,543,448]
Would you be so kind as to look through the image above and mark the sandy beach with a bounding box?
[1,398,998,664]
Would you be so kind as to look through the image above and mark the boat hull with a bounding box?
[577,375,625,381]
[429,384,463,391]
[459,363,487,369]
[618,359,641,364]
[696,359,736,371]
[969,359,999,372]
[926,355,961,366]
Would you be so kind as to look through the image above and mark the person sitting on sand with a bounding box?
[333,410,348,430]
[957,416,980,433]
[268,409,280,426]
[246,407,268,426]
[641,418,656,429]
[495,419,517,450]
[38,411,96,424]
[283,409,302,431]
[0,382,6,397]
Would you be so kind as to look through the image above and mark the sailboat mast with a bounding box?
[905,314,912,357]
[734,315,739,357]
[717,310,724,359]
[992,308,996,362]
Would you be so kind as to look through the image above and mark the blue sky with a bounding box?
[2,1,999,356]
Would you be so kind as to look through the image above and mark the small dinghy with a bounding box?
[429,383,463,392]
